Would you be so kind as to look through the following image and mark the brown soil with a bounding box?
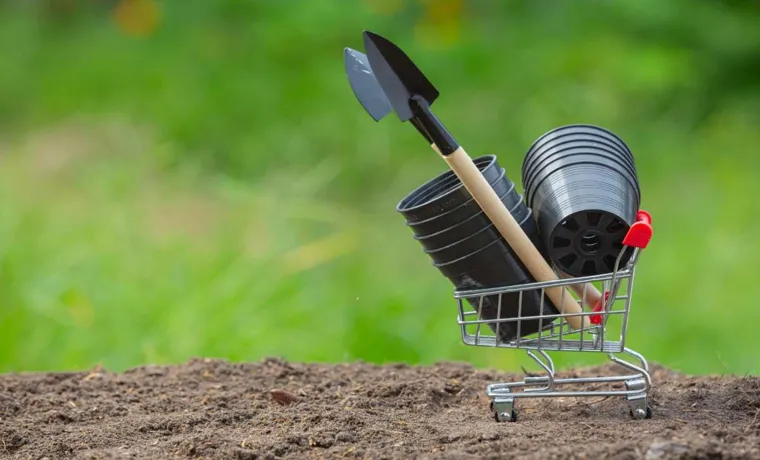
[1,358,758,460]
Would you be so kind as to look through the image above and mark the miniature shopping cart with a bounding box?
[455,211,654,422]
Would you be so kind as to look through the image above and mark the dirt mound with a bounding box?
[0,358,758,459]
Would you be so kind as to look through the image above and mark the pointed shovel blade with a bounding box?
[344,47,393,122]
[362,31,439,122]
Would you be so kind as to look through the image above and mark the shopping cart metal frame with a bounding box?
[454,210,654,422]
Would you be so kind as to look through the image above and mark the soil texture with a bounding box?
[1,357,758,459]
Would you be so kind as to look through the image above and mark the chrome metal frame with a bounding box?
[455,245,653,422]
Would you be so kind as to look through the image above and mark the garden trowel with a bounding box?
[344,46,603,310]
[361,30,590,330]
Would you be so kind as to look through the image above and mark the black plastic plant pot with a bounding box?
[524,150,638,205]
[407,170,521,238]
[523,127,636,174]
[432,209,559,342]
[523,133,636,178]
[413,190,528,253]
[522,124,636,179]
[433,208,550,277]
[531,164,639,277]
[525,153,641,210]
[396,155,507,226]
[421,194,532,263]
[522,141,638,196]
[397,156,500,221]
[524,150,641,208]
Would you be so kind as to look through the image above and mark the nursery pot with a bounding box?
[523,144,639,202]
[522,124,637,179]
[397,155,510,227]
[432,209,559,342]
[524,150,641,209]
[395,154,558,342]
[530,163,639,277]
[413,191,529,253]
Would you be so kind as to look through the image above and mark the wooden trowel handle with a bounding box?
[427,143,603,310]
[563,272,603,308]
[443,147,590,330]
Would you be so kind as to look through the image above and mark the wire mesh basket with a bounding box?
[455,210,654,422]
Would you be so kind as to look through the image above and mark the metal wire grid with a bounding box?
[454,247,642,354]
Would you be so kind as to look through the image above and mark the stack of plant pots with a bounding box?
[396,155,559,342]
[521,125,641,277]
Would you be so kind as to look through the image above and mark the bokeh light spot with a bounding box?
[113,0,162,38]
[363,0,405,16]
[415,0,463,48]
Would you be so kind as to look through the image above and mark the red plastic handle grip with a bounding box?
[590,291,610,325]
[622,210,653,249]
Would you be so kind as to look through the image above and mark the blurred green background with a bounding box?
[1,0,758,376]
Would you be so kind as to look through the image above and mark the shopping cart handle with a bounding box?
[622,210,653,249]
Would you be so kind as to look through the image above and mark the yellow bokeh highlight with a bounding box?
[61,288,94,328]
[415,0,463,48]
[422,0,463,20]
[113,0,162,38]
[280,231,358,276]
[363,0,405,15]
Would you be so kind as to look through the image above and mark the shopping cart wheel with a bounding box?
[491,398,517,422]
[625,377,652,420]
[493,408,518,423]
[629,406,653,420]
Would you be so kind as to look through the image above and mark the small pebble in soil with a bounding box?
[335,431,356,443]
[645,440,691,459]
[269,389,299,406]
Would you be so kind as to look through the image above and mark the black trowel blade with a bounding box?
[343,47,393,122]
[362,31,439,122]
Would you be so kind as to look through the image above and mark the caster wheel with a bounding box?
[494,409,518,423]
[629,406,653,420]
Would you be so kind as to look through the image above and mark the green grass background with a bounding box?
[1,0,759,376]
